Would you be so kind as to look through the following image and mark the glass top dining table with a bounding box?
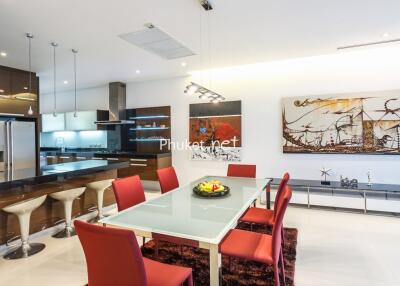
[100,175,271,286]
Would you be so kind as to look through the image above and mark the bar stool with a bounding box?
[50,187,86,238]
[2,195,47,259]
[85,179,114,223]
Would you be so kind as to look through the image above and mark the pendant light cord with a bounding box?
[72,49,78,116]
[28,35,32,93]
[51,42,58,116]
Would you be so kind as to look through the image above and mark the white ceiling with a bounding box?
[0,0,400,94]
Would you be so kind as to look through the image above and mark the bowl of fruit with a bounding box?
[193,180,230,198]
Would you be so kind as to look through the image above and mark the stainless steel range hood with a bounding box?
[95,82,135,125]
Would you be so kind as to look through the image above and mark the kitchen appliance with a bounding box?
[94,82,135,125]
[0,120,36,172]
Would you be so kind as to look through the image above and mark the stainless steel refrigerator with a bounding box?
[0,120,36,173]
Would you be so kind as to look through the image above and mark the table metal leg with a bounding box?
[209,243,219,286]
[266,185,271,210]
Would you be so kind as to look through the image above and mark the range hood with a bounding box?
[95,82,135,125]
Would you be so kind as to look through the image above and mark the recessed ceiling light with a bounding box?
[136,70,141,74]
[181,62,187,67]
[0,51,7,57]
[63,80,68,84]
[23,86,28,90]
[383,33,390,38]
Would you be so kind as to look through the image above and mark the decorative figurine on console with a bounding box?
[340,176,359,188]
[350,179,358,188]
[320,167,332,185]
[340,176,350,187]
[367,170,372,186]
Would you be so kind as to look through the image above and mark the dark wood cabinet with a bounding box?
[0,65,39,118]
[10,71,38,96]
[0,69,11,96]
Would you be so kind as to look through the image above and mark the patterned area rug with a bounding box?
[141,223,298,286]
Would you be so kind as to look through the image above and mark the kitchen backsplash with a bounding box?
[40,131,107,148]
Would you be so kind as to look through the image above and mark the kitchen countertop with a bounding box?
[0,160,129,191]
[40,148,171,158]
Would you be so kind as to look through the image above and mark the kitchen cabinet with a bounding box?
[41,113,65,132]
[116,155,171,181]
[10,71,38,97]
[0,66,39,117]
[0,69,11,96]
[65,111,97,131]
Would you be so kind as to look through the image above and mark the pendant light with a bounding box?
[26,33,34,115]
[72,49,78,117]
[184,1,225,103]
[51,42,58,117]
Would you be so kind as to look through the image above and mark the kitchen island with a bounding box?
[0,160,128,245]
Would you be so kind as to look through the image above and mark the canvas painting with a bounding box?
[282,91,400,154]
[189,101,241,161]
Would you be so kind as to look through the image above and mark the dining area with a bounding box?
[73,164,295,286]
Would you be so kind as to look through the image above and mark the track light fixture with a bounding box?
[184,82,225,103]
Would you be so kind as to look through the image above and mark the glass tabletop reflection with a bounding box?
[100,176,271,244]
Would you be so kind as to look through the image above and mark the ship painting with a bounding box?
[282,91,400,154]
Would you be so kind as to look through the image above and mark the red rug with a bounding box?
[141,223,297,286]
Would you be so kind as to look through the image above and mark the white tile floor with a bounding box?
[0,191,399,286]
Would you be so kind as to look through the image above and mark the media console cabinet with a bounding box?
[264,178,400,216]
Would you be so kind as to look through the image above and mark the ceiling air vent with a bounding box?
[119,23,195,60]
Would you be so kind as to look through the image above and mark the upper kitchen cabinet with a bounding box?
[41,113,65,132]
[65,111,97,131]
[0,69,11,96]
[0,65,39,118]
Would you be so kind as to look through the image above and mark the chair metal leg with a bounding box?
[280,248,286,286]
[155,239,159,257]
[273,264,280,286]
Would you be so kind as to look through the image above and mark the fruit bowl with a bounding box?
[193,180,230,198]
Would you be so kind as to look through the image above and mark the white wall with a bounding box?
[127,46,400,185]
[40,85,109,113]
[39,46,400,185]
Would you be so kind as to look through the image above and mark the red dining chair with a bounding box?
[157,166,179,194]
[112,175,146,212]
[74,220,193,286]
[220,186,292,286]
[227,164,256,178]
[239,172,290,229]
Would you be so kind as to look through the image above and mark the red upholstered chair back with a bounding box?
[112,175,146,212]
[74,220,147,286]
[271,186,292,263]
[273,172,290,217]
[157,167,179,194]
[227,164,256,178]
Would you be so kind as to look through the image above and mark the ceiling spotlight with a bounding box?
[184,82,225,103]
[136,69,141,74]
[63,80,68,84]
[181,62,187,67]
[23,86,28,90]
[185,85,199,95]
[0,89,4,93]
[0,51,6,57]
